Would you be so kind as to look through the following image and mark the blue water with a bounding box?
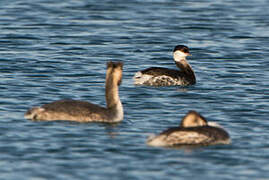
[1,0,269,179]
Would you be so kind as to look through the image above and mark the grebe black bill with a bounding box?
[133,45,196,86]
[147,111,230,147]
[24,61,124,123]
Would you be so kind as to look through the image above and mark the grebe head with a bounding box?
[180,110,207,127]
[107,61,123,85]
[173,45,191,62]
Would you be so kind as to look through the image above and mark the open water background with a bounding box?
[0,0,269,179]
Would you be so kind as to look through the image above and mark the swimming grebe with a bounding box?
[147,111,230,147]
[24,61,124,123]
[133,45,196,86]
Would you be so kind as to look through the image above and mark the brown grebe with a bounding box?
[24,61,124,123]
[134,45,196,86]
[147,111,230,147]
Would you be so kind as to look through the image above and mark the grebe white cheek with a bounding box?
[173,50,189,63]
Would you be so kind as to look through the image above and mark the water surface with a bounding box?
[1,0,269,179]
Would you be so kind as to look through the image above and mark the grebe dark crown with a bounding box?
[173,45,190,54]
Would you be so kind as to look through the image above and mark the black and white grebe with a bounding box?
[147,111,230,147]
[24,61,124,123]
[134,45,196,86]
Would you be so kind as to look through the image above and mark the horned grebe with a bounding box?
[133,45,195,86]
[147,111,230,147]
[133,45,196,86]
[24,61,124,123]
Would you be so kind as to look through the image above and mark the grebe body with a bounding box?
[25,61,124,123]
[134,45,196,86]
[147,111,230,147]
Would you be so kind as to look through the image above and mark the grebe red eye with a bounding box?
[183,48,189,53]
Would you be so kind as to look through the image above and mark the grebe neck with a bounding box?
[105,70,123,121]
[175,58,190,71]
[173,51,193,72]
[106,75,121,109]
[174,56,196,84]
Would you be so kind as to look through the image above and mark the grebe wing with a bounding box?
[164,130,212,145]
[42,99,107,116]
[141,67,183,78]
[160,127,214,145]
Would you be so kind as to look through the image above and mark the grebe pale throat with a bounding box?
[133,45,196,86]
[147,111,230,147]
[24,61,124,123]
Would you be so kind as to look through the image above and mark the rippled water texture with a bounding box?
[1,0,269,179]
